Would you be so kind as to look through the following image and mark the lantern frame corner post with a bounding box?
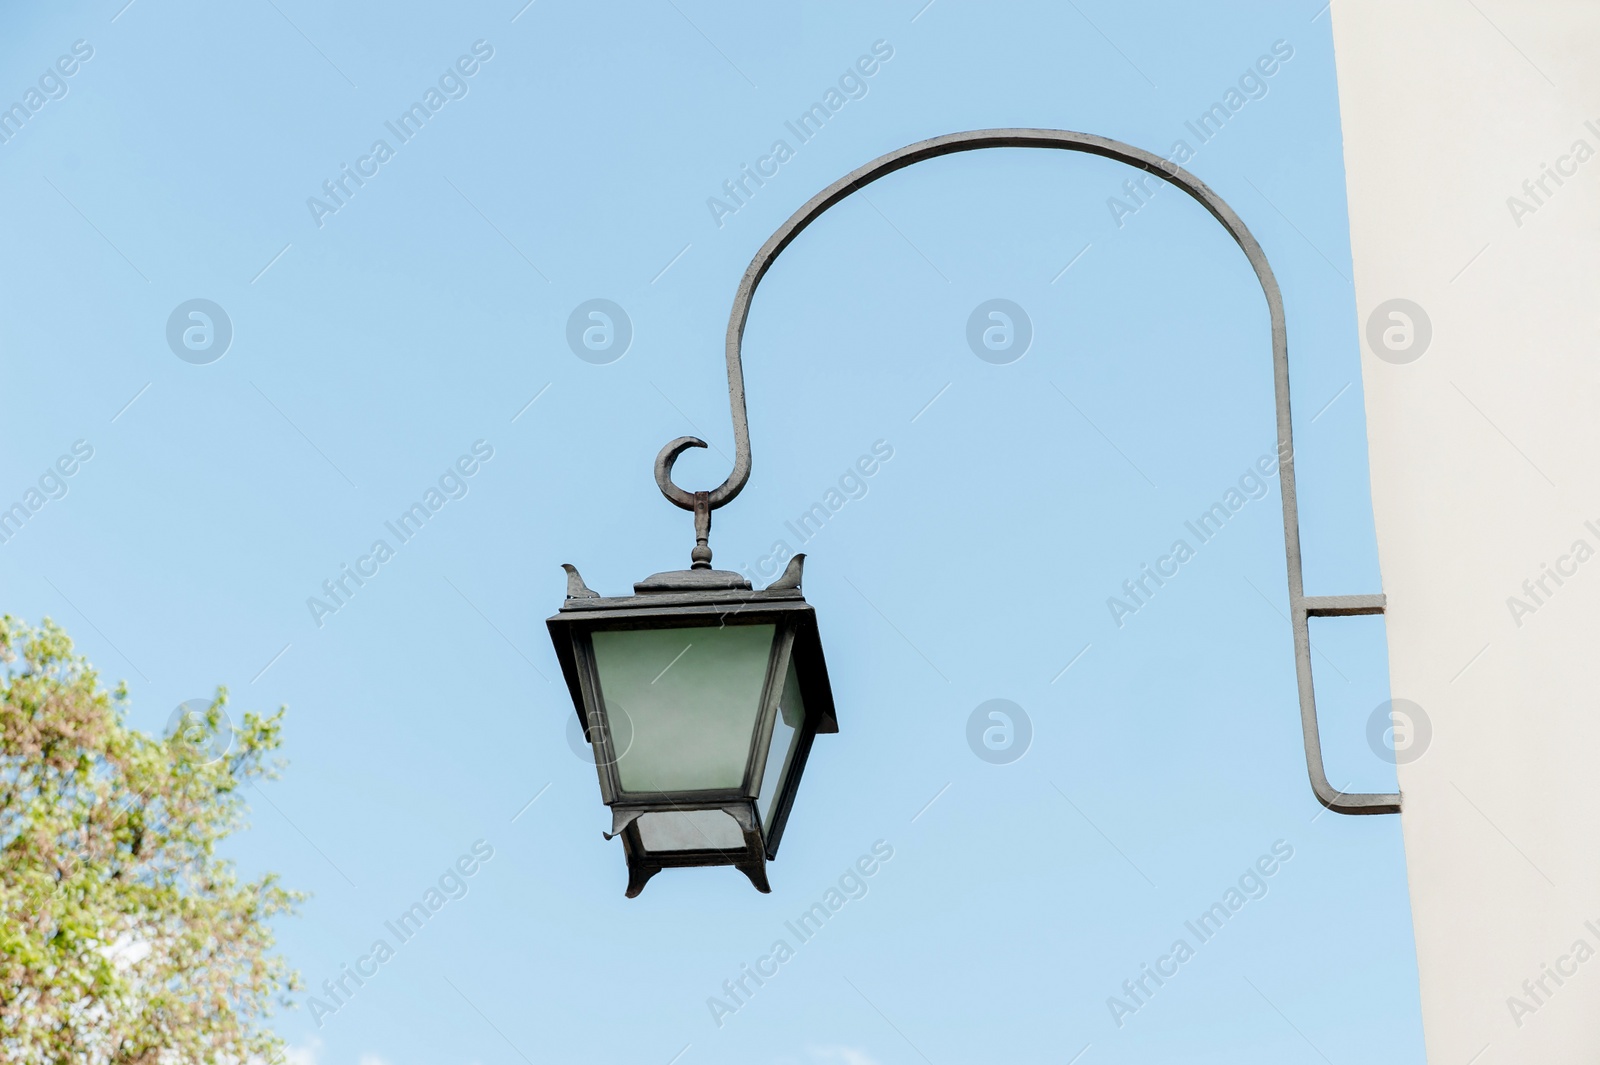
[647,129,1400,817]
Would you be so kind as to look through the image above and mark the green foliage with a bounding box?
[0,616,301,1063]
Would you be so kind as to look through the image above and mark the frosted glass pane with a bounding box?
[592,624,776,792]
[635,809,745,851]
[758,659,805,829]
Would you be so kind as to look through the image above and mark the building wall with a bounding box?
[1332,3,1600,1060]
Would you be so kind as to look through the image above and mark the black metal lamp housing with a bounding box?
[547,554,837,897]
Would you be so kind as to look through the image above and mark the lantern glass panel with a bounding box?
[635,809,746,851]
[591,623,777,793]
[758,657,806,830]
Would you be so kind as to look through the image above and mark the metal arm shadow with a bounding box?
[651,128,1399,816]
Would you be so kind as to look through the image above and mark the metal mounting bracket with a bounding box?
[649,128,1400,816]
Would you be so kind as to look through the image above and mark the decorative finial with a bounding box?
[765,554,805,591]
[561,564,599,598]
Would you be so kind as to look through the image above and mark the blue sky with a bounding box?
[0,1,1424,1062]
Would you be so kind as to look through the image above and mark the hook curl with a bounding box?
[653,435,710,511]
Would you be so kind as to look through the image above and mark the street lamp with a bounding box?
[547,497,837,897]
[551,127,1399,898]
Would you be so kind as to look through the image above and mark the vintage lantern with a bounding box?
[548,550,837,897]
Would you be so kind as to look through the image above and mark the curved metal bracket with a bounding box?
[652,128,1399,816]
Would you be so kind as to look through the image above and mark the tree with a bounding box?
[0,616,301,1063]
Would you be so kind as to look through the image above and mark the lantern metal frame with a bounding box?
[547,555,837,896]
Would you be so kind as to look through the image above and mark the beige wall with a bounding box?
[1332,2,1600,1060]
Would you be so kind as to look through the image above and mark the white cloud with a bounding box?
[281,1038,321,1065]
[807,1047,882,1065]
[270,1042,391,1065]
